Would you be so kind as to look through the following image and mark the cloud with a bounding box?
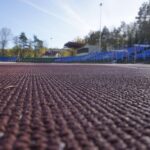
[18,0,90,34]
[19,0,71,24]
[58,0,91,32]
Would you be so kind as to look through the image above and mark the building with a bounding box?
[64,42,99,56]
[76,44,99,56]
[43,49,61,57]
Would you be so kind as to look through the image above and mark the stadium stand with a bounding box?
[55,45,150,63]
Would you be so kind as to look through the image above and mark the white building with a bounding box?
[76,44,99,56]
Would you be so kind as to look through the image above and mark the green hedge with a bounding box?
[19,57,56,63]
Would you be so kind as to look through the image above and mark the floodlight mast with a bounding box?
[50,37,53,49]
[99,2,103,52]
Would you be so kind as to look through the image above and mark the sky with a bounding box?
[0,0,147,48]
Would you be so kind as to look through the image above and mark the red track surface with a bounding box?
[0,64,150,150]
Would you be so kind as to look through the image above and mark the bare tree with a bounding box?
[13,36,20,47]
[13,36,21,57]
[0,27,11,56]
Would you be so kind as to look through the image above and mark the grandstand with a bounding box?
[55,45,150,63]
[76,44,99,56]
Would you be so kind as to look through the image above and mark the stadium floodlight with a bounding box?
[99,2,103,52]
[50,37,53,48]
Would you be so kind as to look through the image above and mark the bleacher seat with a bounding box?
[54,45,150,63]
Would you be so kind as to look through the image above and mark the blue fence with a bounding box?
[0,57,17,62]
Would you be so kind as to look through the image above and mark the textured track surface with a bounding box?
[0,64,150,150]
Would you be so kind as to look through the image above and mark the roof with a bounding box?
[64,42,85,49]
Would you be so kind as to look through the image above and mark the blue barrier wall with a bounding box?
[0,57,17,62]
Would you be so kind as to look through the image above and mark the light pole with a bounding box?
[99,2,103,52]
[50,37,53,49]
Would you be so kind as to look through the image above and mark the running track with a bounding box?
[0,64,150,150]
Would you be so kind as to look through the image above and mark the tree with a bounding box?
[19,32,28,57]
[19,32,28,49]
[101,26,110,51]
[136,1,150,44]
[33,35,44,57]
[13,36,21,57]
[74,37,85,44]
[85,31,100,45]
[0,28,11,56]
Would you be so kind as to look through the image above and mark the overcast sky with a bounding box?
[0,0,147,48]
